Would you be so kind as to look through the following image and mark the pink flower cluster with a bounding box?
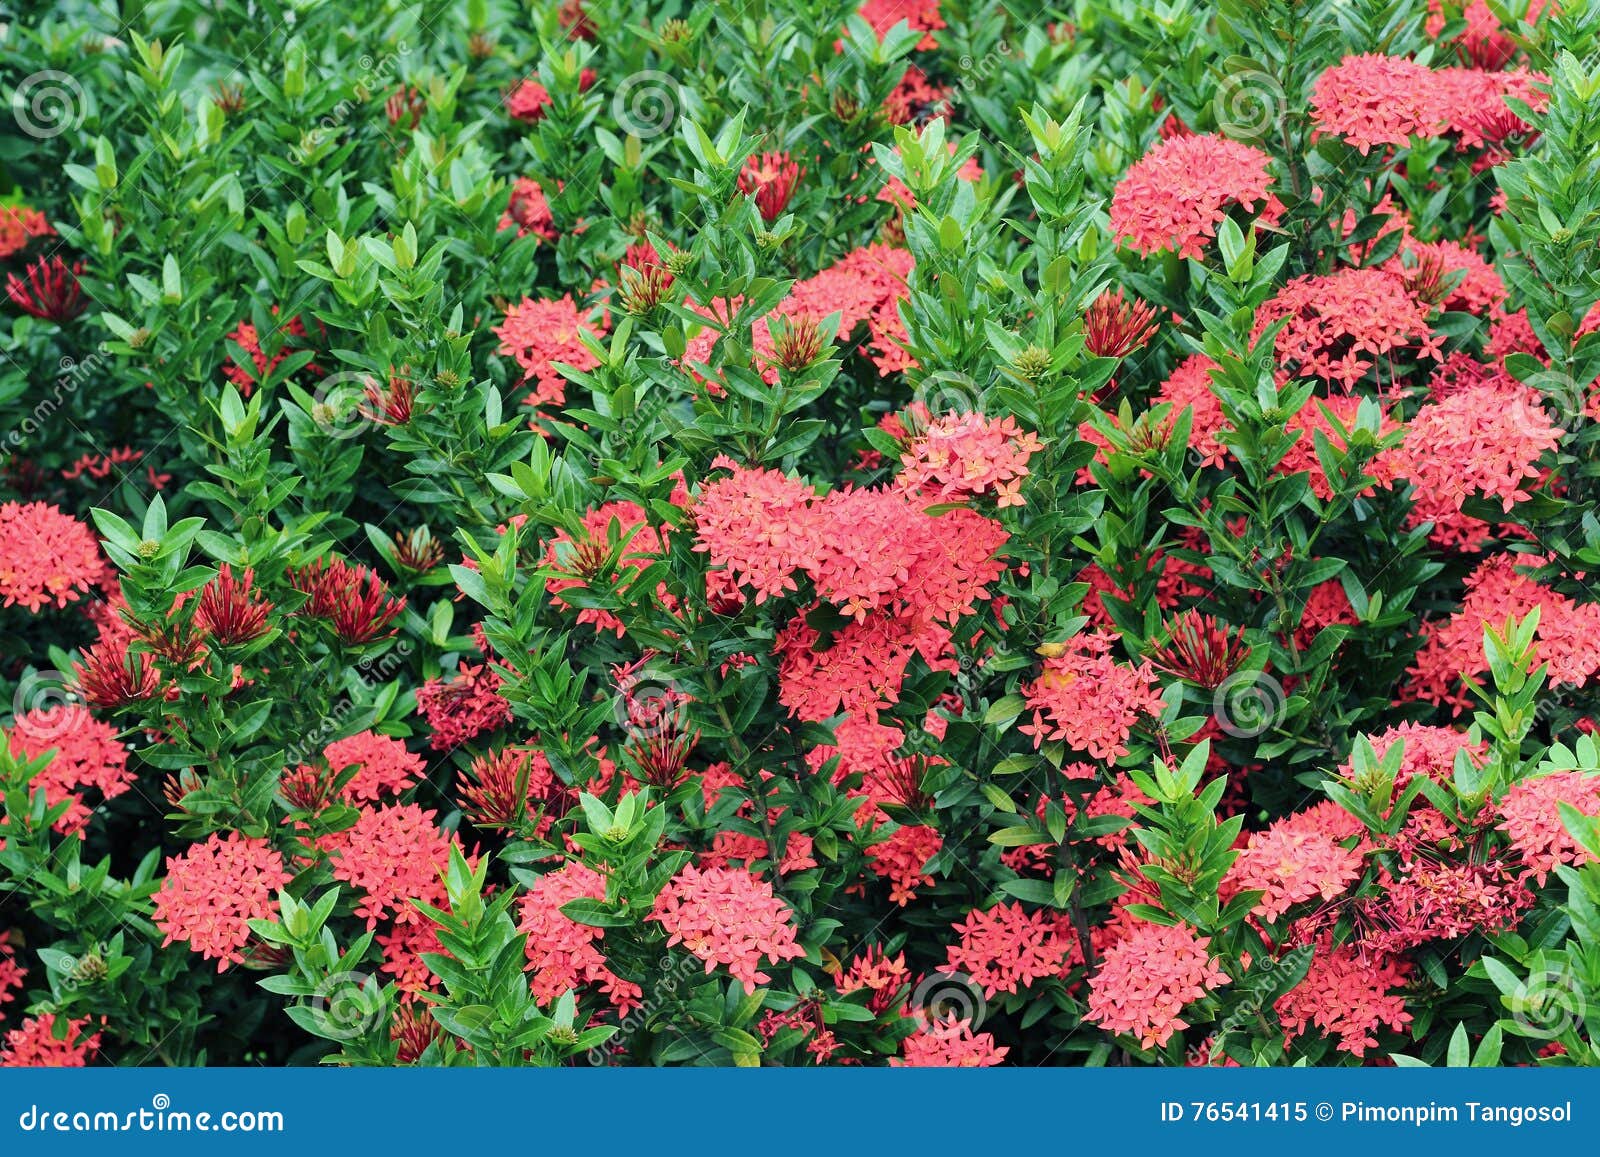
[648,864,805,993]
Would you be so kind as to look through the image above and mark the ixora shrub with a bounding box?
[4,0,1600,1070]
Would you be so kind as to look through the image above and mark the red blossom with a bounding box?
[152,832,292,970]
[290,557,405,644]
[1086,920,1228,1049]
[192,564,273,645]
[1110,133,1277,260]
[0,501,104,611]
[6,256,85,322]
[1146,610,1252,690]
[648,864,805,993]
[1083,288,1160,359]
[1,1015,101,1067]
[738,152,804,221]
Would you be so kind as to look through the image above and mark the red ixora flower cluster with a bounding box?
[1274,937,1411,1057]
[695,454,1009,721]
[6,706,132,836]
[290,557,405,644]
[648,864,805,993]
[1311,54,1448,154]
[1406,555,1600,712]
[1253,267,1440,387]
[518,860,643,1013]
[5,256,85,322]
[0,1015,102,1068]
[1311,52,1548,155]
[680,243,917,389]
[738,152,803,221]
[0,204,52,259]
[891,406,1043,508]
[0,501,104,611]
[1085,920,1228,1049]
[322,730,426,803]
[1110,133,1278,260]
[864,823,943,905]
[1020,632,1167,761]
[415,662,513,751]
[944,902,1078,997]
[319,803,452,927]
[499,177,558,242]
[893,1016,1008,1067]
[1399,381,1562,514]
[152,832,292,971]
[494,294,605,410]
[1223,812,1365,921]
[0,930,24,1007]
[1497,770,1600,884]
